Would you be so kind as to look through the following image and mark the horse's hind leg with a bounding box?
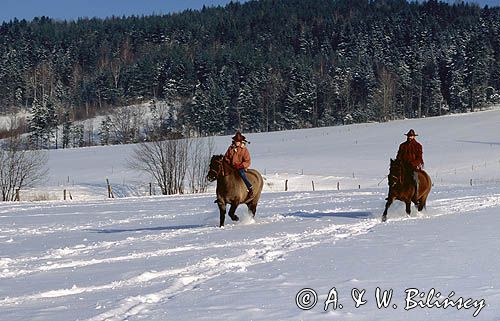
[247,201,257,218]
[417,195,427,211]
[228,204,240,222]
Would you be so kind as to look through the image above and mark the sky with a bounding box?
[0,0,247,23]
[0,0,498,24]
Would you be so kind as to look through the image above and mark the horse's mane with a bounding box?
[390,158,408,171]
[210,154,234,176]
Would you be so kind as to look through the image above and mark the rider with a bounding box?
[396,129,424,199]
[224,131,253,197]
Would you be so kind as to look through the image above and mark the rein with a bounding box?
[209,157,229,178]
[390,174,402,186]
[389,162,404,188]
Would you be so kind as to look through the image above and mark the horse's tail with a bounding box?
[247,169,264,192]
[417,170,432,211]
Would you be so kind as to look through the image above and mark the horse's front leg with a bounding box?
[405,202,411,216]
[382,197,394,222]
[217,201,227,227]
[228,203,240,222]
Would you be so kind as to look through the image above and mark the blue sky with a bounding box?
[1,0,498,24]
[0,0,247,23]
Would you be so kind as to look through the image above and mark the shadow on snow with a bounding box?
[456,140,500,146]
[88,224,206,233]
[283,211,373,219]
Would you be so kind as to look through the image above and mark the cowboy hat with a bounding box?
[232,131,246,142]
[404,129,418,136]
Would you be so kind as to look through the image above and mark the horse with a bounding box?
[382,158,432,222]
[207,155,264,227]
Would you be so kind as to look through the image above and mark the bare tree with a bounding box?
[0,139,48,201]
[129,136,189,195]
[187,136,215,193]
[109,106,146,144]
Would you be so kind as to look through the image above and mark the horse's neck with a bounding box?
[221,161,235,176]
[398,171,414,191]
[217,161,234,180]
[216,168,238,193]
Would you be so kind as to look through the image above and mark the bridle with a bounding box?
[208,157,225,180]
[389,162,403,188]
[389,174,401,188]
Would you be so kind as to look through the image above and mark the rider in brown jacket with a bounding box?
[224,131,253,196]
[396,129,424,198]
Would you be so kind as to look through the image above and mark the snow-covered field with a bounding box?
[2,108,500,320]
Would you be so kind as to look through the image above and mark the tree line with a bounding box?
[0,0,499,146]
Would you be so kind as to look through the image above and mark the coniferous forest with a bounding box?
[0,0,499,146]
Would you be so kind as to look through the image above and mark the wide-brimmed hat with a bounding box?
[404,129,418,136]
[232,131,246,142]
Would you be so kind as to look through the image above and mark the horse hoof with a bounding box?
[230,215,239,221]
[381,215,387,222]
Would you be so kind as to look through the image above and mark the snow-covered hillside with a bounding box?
[1,108,500,321]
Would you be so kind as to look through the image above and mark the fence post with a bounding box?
[149,182,152,196]
[15,188,20,201]
[64,189,67,200]
[106,178,114,198]
[470,179,473,186]
[337,182,340,190]
[312,181,315,191]
[285,179,288,191]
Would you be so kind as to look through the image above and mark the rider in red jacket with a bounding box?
[396,129,424,198]
[224,131,253,196]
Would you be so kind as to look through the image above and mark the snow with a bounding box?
[1,107,500,320]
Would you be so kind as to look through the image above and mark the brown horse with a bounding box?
[207,155,264,227]
[382,158,432,222]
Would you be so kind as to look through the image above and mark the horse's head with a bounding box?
[207,154,224,182]
[388,158,404,188]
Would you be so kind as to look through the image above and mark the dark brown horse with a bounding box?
[207,155,264,227]
[382,158,432,222]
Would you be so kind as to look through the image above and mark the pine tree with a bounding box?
[422,56,443,116]
[237,75,261,132]
[98,116,111,145]
[62,111,73,148]
[448,42,467,112]
[72,125,85,148]
[28,97,45,148]
[463,33,494,111]
[189,83,210,136]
